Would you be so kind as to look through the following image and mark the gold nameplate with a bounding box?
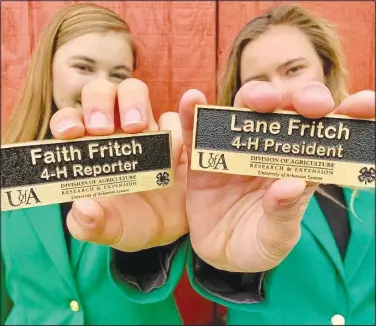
[1,131,174,211]
[191,105,375,188]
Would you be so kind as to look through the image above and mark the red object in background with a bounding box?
[174,271,227,325]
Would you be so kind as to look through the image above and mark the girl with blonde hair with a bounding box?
[178,4,375,325]
[2,3,190,325]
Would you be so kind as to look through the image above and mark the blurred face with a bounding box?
[240,25,325,108]
[52,31,134,111]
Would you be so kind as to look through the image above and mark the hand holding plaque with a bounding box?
[179,82,375,272]
[50,78,188,251]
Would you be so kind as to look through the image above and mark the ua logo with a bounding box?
[198,152,228,170]
[5,188,41,207]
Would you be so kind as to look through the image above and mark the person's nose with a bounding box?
[88,71,116,86]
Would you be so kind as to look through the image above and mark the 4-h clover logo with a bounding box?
[358,167,375,185]
[156,172,170,187]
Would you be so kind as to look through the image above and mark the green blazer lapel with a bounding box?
[302,196,346,283]
[70,236,87,274]
[24,204,76,291]
[344,188,375,282]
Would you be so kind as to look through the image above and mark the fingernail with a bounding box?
[74,212,96,228]
[56,118,79,134]
[302,85,331,98]
[279,198,298,207]
[123,107,143,126]
[253,83,277,97]
[87,111,110,128]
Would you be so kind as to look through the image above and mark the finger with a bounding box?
[117,78,157,133]
[82,79,116,135]
[234,81,282,112]
[333,90,375,118]
[291,82,335,118]
[66,198,121,246]
[258,178,317,260]
[178,89,208,164]
[50,107,85,139]
[158,112,184,171]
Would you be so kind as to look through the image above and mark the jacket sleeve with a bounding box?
[60,202,188,304]
[1,257,12,325]
[107,235,188,304]
[186,243,268,312]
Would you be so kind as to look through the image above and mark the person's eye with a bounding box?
[286,65,305,76]
[112,73,128,81]
[74,64,93,72]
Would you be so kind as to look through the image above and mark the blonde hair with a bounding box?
[218,4,362,213]
[2,3,136,145]
[218,4,349,107]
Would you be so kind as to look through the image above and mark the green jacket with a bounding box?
[1,204,187,325]
[188,188,375,325]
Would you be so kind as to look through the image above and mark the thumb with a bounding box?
[178,89,208,164]
[67,198,121,246]
[257,179,317,261]
[333,90,375,118]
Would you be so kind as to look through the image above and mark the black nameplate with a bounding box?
[191,105,375,188]
[1,131,173,211]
